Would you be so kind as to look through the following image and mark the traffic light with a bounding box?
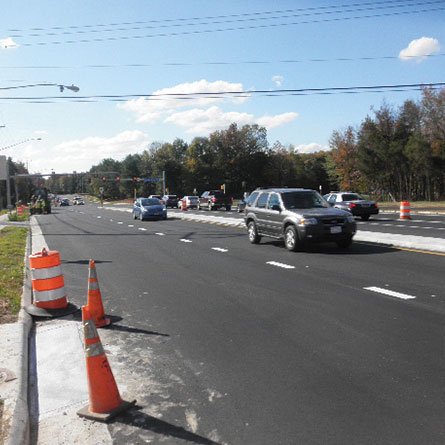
[133,177,138,182]
[221,183,225,192]
[102,177,106,182]
[116,177,120,182]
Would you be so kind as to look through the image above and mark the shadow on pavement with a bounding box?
[69,312,169,337]
[116,406,220,444]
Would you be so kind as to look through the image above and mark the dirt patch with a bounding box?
[0,300,18,325]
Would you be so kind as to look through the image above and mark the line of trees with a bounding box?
[2,87,443,208]
[88,87,444,201]
[329,88,445,201]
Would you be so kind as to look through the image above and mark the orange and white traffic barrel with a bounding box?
[399,201,411,220]
[181,199,187,211]
[17,205,24,216]
[26,248,78,317]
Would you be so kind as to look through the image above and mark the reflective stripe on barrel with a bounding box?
[29,249,68,309]
[400,201,411,219]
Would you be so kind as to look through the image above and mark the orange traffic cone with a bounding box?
[86,259,111,328]
[77,306,135,422]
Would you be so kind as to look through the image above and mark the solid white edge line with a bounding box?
[364,286,416,300]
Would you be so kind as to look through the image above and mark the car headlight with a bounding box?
[300,218,318,226]
[347,215,355,223]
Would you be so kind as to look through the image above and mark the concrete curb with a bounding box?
[5,229,33,445]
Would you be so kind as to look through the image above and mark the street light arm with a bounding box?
[0,83,80,92]
[0,138,42,152]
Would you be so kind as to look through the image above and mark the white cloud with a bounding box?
[272,75,284,87]
[293,143,330,154]
[399,37,440,62]
[256,112,299,129]
[118,79,248,123]
[21,130,149,173]
[0,37,19,49]
[165,106,254,134]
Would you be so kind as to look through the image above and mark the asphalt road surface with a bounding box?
[37,201,445,444]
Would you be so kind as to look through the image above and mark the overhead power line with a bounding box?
[7,0,439,39]
[17,4,445,47]
[1,52,443,71]
[0,82,443,104]
[2,0,427,34]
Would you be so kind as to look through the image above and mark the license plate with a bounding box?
[330,226,341,234]
[361,204,370,208]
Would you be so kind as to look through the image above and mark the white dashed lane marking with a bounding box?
[156,233,165,236]
[364,286,416,300]
[128,224,134,227]
[266,261,295,270]
[212,247,228,252]
[180,239,192,243]
[117,222,123,225]
[138,228,147,231]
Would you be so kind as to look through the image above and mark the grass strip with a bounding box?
[0,227,28,324]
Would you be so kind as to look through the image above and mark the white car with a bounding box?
[178,196,199,209]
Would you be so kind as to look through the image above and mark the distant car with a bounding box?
[162,195,179,208]
[60,198,70,206]
[148,195,165,204]
[133,197,167,221]
[179,196,199,209]
[324,192,379,221]
[237,198,248,213]
[73,196,84,205]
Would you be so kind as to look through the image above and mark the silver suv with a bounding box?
[244,188,356,251]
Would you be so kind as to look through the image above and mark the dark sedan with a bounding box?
[133,198,167,221]
[324,192,379,220]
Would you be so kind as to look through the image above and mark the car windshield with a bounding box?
[141,198,160,206]
[281,191,328,209]
[342,193,363,201]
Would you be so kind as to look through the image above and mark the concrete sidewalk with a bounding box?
[0,215,112,444]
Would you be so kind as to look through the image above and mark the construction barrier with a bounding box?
[181,199,187,211]
[26,248,78,317]
[77,306,135,422]
[86,259,111,328]
[17,205,25,216]
[400,201,411,220]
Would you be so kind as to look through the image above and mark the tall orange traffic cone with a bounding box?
[77,306,135,422]
[86,259,111,328]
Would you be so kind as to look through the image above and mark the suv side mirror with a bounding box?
[272,205,281,212]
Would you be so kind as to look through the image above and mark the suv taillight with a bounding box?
[212,197,216,202]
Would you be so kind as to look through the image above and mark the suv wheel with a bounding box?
[247,221,261,244]
[226,205,231,211]
[361,214,370,221]
[284,225,301,251]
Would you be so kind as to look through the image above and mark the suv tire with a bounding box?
[247,221,261,244]
[284,225,302,251]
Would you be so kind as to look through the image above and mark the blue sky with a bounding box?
[0,0,444,173]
